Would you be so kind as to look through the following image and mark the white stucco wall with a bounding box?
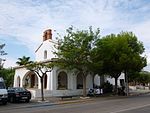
[86,74,93,89]
[14,67,30,88]
[94,74,100,86]
[14,66,126,98]
[35,39,58,61]
[106,73,125,87]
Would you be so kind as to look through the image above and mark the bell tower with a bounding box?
[43,29,52,41]
[35,28,58,61]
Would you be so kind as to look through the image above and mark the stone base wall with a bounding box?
[28,89,87,99]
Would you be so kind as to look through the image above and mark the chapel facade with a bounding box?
[13,29,124,98]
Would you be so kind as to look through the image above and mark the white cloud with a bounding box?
[130,20,150,63]
[0,0,116,51]
[3,57,17,68]
[0,0,150,67]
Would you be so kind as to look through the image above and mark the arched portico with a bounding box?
[22,71,38,89]
[57,71,68,90]
[76,72,83,89]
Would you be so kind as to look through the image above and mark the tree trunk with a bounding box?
[114,77,118,95]
[40,76,44,101]
[125,71,129,96]
[83,75,87,97]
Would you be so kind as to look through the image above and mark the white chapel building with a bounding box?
[13,29,124,98]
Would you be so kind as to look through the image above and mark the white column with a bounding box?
[52,68,57,90]
[68,72,73,90]
[38,76,41,89]
[13,75,17,87]
[20,76,23,87]
[47,72,51,90]
[72,74,77,90]
[86,74,93,89]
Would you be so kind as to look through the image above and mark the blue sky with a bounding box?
[0,0,150,69]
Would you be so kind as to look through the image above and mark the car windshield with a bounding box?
[0,82,6,89]
[14,88,27,91]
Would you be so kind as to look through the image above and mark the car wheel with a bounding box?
[2,101,7,105]
[10,97,14,103]
[25,99,30,103]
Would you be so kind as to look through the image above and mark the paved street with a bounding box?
[1,94,150,113]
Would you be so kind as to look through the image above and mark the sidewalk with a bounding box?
[31,90,150,105]
[31,96,93,105]
[129,89,150,96]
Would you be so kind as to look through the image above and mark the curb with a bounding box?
[31,92,150,105]
[32,97,93,105]
[129,91,150,96]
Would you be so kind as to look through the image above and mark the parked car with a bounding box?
[0,77,8,105]
[7,87,31,103]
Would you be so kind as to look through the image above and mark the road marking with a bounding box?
[111,103,150,113]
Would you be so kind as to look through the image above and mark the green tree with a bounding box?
[0,68,14,87]
[117,32,146,95]
[137,71,150,85]
[95,32,146,95]
[55,26,101,96]
[0,44,7,56]
[95,34,123,94]
[0,44,7,69]
[16,56,33,66]
[128,71,140,85]
[26,61,54,101]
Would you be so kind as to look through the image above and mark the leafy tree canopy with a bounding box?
[56,26,101,74]
[55,26,101,96]
[94,32,146,95]
[0,44,7,69]
[0,68,14,87]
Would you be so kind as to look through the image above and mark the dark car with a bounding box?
[7,87,31,103]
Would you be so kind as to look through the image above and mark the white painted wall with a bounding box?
[14,67,29,87]
[94,74,100,86]
[35,39,58,61]
[106,73,125,87]
[86,74,93,89]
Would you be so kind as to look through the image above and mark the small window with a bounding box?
[44,50,47,59]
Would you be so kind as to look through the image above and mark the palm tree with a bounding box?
[16,56,33,66]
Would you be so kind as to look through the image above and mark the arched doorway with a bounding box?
[77,72,83,89]
[23,71,38,89]
[17,76,21,87]
[57,71,68,90]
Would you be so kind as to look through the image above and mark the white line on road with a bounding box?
[110,103,150,113]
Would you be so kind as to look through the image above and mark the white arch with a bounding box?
[22,71,38,89]
[57,71,68,90]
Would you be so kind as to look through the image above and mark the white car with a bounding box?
[0,77,8,105]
